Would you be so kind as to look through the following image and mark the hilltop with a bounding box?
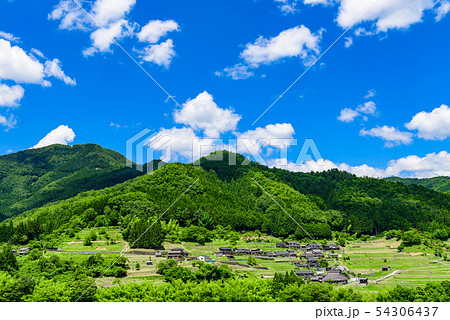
[385,176,450,194]
[0,143,143,220]
[1,149,449,245]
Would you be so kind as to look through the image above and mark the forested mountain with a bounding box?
[0,144,143,221]
[385,176,450,194]
[1,150,449,245]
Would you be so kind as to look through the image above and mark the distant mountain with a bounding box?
[3,150,449,245]
[0,143,144,220]
[385,176,450,194]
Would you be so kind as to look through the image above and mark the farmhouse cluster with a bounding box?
[149,242,357,284]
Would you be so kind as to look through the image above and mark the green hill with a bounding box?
[0,143,144,221]
[385,176,450,193]
[2,150,449,245]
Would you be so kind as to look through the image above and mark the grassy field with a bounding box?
[22,230,448,295]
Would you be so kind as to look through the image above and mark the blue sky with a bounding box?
[0,0,449,178]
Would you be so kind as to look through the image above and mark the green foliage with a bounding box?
[377,281,450,302]
[246,256,257,266]
[386,176,450,193]
[0,245,18,272]
[0,144,143,221]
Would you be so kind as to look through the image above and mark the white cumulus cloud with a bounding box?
[405,104,450,140]
[140,39,176,68]
[271,151,450,178]
[0,114,17,130]
[0,31,20,42]
[435,1,450,21]
[174,91,241,138]
[360,125,414,147]
[337,108,359,123]
[215,64,254,80]
[44,59,76,86]
[0,39,46,85]
[241,26,322,66]
[137,20,179,44]
[33,125,76,149]
[337,0,436,33]
[0,84,24,107]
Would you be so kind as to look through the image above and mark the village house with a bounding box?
[302,251,314,259]
[197,255,210,262]
[155,251,162,258]
[275,251,290,257]
[311,249,324,258]
[382,266,391,272]
[306,243,323,251]
[322,271,349,284]
[295,270,315,278]
[167,248,189,261]
[276,242,286,248]
[329,244,340,250]
[250,248,264,256]
[18,248,29,256]
[265,252,277,258]
[146,261,153,266]
[218,247,234,256]
[332,265,350,274]
[359,278,369,285]
[285,241,301,249]
[307,257,320,268]
[234,247,250,255]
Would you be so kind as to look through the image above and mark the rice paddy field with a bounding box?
[28,227,449,295]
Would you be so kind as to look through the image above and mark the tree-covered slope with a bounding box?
[385,176,450,194]
[1,150,449,245]
[0,144,143,220]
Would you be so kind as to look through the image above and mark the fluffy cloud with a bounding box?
[337,108,359,122]
[0,37,75,130]
[304,0,335,5]
[338,100,377,123]
[174,91,241,138]
[91,0,136,26]
[44,59,76,86]
[50,0,137,56]
[0,84,24,107]
[337,0,436,33]
[0,39,46,85]
[364,89,376,99]
[435,1,450,21]
[236,123,295,153]
[405,104,450,140]
[83,19,135,56]
[386,151,450,178]
[215,64,254,80]
[360,125,413,147]
[0,114,17,130]
[344,37,353,48]
[140,39,176,68]
[241,26,322,66]
[0,31,19,42]
[357,101,377,115]
[137,20,179,43]
[274,0,299,14]
[48,0,89,31]
[271,151,450,178]
[33,125,76,149]
[50,0,180,66]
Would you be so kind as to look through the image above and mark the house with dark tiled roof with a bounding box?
[322,271,349,284]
